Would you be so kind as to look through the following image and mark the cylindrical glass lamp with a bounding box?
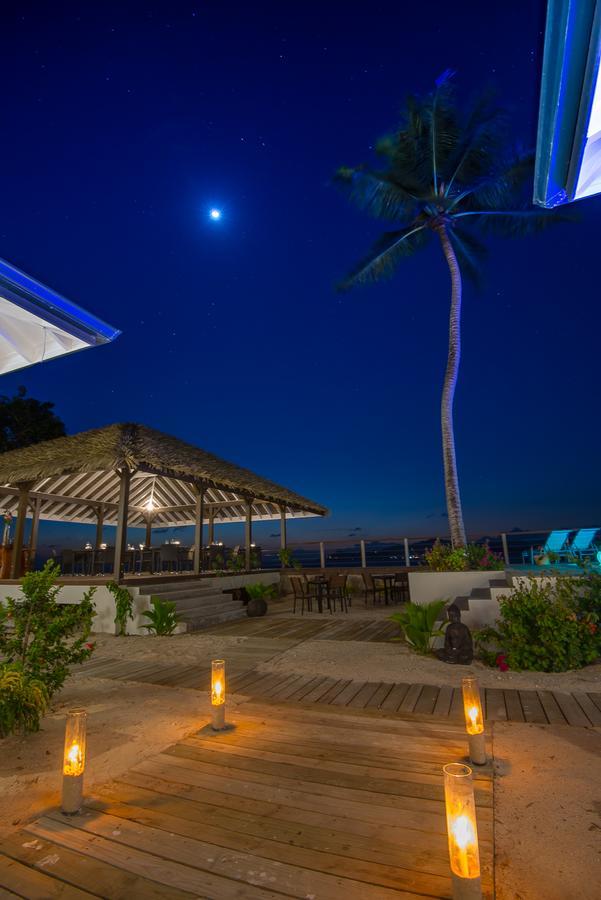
[61,708,87,814]
[444,763,482,899]
[211,659,226,730]
[461,677,486,765]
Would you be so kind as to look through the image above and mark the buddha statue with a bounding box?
[436,603,474,665]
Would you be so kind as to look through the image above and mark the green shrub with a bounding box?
[245,583,278,600]
[390,600,447,654]
[106,581,134,636]
[0,663,49,738]
[425,539,503,571]
[476,575,601,672]
[0,561,96,698]
[278,549,301,570]
[141,596,182,635]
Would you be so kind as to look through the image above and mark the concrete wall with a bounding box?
[0,572,281,636]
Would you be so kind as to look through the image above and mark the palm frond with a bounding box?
[454,208,572,237]
[458,152,535,211]
[338,225,430,290]
[334,167,417,220]
[444,90,508,193]
[448,226,487,288]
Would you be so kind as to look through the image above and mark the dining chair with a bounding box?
[290,575,313,615]
[327,574,349,613]
[361,571,386,606]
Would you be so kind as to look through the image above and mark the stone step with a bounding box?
[170,593,239,612]
[138,581,222,598]
[454,596,470,611]
[489,578,510,589]
[144,587,228,605]
[178,599,245,618]
[470,587,493,599]
[184,607,248,631]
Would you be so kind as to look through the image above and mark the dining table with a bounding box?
[307,575,329,613]
[372,572,397,604]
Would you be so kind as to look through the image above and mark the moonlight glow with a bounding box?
[209,208,222,220]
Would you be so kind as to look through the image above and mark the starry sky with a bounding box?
[1,0,600,552]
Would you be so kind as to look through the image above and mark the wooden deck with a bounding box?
[0,701,494,899]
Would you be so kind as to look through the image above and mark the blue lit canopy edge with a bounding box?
[0,257,120,374]
[534,0,601,207]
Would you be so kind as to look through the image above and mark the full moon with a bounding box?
[209,208,222,220]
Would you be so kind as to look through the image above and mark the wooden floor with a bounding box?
[0,700,495,899]
[74,612,601,728]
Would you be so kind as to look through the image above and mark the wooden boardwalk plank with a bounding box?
[0,853,95,899]
[552,692,592,727]
[503,690,525,723]
[399,683,424,714]
[538,691,567,725]
[518,690,548,724]
[414,685,439,716]
[379,682,410,712]
[432,686,453,718]
[365,682,394,709]
[485,688,507,722]
[572,693,601,726]
[347,682,382,709]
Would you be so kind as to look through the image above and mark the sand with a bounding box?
[253,637,601,693]
[493,722,601,899]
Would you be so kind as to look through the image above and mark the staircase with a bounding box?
[137,579,248,632]
[453,575,513,628]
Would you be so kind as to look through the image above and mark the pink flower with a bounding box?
[85,642,95,650]
[496,653,509,672]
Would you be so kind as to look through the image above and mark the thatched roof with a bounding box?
[0,423,327,527]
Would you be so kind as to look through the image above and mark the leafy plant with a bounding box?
[390,600,447,654]
[226,554,245,573]
[476,575,601,672]
[141,596,182,636]
[245,583,278,600]
[425,539,503,571]
[0,663,49,738]
[278,548,301,570]
[0,561,96,699]
[107,581,134,636]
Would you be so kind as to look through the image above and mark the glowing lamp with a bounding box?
[443,763,482,899]
[209,208,222,220]
[144,497,156,512]
[462,677,486,765]
[61,708,87,815]
[211,659,226,730]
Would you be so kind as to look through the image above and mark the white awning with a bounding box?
[0,258,120,374]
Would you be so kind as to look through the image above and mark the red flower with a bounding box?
[85,642,95,650]
[496,653,509,672]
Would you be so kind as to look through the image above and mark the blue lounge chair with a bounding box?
[522,530,571,564]
[567,528,599,560]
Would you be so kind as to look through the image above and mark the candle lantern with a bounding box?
[443,763,482,899]
[211,659,226,730]
[461,677,486,765]
[61,708,87,814]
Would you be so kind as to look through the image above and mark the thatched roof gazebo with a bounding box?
[0,423,327,579]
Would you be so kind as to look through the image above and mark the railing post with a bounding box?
[404,537,410,568]
[360,539,367,568]
[500,533,509,566]
[319,541,325,569]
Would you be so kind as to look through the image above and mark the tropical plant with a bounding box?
[0,663,49,738]
[336,74,564,547]
[476,575,601,672]
[141,596,182,635]
[390,599,447,654]
[0,561,96,697]
[278,548,301,570]
[425,539,503,571]
[245,582,278,600]
[106,581,134,636]
[226,554,245,573]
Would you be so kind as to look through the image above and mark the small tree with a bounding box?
[0,386,66,453]
[0,561,96,696]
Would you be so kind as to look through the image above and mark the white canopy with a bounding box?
[0,258,120,374]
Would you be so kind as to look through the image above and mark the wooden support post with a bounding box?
[280,505,287,564]
[360,539,367,569]
[208,508,215,544]
[245,499,253,571]
[144,516,153,550]
[319,541,325,569]
[404,537,411,567]
[500,533,509,566]
[29,497,42,569]
[193,483,205,575]
[10,484,31,579]
[113,469,131,581]
[95,504,105,550]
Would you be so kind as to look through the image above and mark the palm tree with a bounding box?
[336,73,561,547]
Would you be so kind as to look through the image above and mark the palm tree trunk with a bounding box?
[437,225,467,548]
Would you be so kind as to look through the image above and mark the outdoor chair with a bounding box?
[567,528,599,560]
[290,575,313,615]
[361,571,386,606]
[522,529,571,564]
[158,545,180,573]
[391,571,410,604]
[327,574,349,613]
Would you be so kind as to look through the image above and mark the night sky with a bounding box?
[1,1,600,552]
